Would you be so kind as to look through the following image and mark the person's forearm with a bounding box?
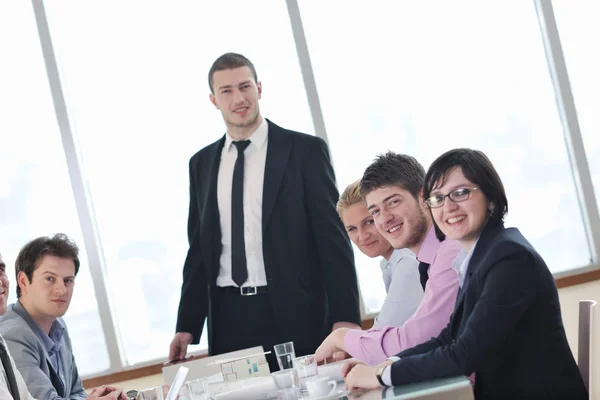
[332,321,361,331]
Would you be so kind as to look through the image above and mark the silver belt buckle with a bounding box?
[240,286,258,296]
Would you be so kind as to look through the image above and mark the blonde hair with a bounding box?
[337,180,365,219]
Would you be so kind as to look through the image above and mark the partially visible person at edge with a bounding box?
[0,251,127,400]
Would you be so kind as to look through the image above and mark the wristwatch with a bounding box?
[126,389,140,400]
[376,366,389,387]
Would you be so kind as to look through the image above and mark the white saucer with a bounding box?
[303,389,347,400]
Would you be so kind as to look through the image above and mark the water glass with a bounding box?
[184,378,211,400]
[271,368,300,390]
[276,387,302,400]
[293,354,318,390]
[138,386,164,400]
[273,341,296,370]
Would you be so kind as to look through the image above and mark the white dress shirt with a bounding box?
[1,336,36,400]
[453,238,479,288]
[374,248,423,327]
[216,119,269,287]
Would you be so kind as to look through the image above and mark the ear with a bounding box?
[17,271,30,294]
[257,81,262,99]
[209,93,219,109]
[418,188,428,208]
[488,202,496,217]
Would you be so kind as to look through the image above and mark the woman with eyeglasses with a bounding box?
[342,148,587,399]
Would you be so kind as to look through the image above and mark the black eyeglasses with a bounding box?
[425,187,479,208]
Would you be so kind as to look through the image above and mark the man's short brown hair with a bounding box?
[15,233,80,298]
[208,52,258,93]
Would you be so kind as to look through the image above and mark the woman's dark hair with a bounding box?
[424,148,508,240]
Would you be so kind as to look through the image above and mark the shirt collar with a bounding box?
[16,300,65,354]
[224,118,268,152]
[416,226,440,264]
[455,236,480,287]
[381,248,416,271]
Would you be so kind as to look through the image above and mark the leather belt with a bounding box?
[215,285,268,296]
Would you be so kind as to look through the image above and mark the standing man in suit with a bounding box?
[168,52,361,371]
[0,240,126,400]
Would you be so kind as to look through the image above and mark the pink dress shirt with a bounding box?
[344,227,462,365]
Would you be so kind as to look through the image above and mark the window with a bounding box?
[299,0,590,313]
[44,0,314,366]
[553,2,600,205]
[0,1,108,375]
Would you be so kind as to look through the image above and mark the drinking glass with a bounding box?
[293,354,318,390]
[273,341,296,370]
[184,378,211,400]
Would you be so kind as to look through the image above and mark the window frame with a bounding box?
[25,0,600,379]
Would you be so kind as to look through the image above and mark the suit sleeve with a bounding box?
[175,157,209,343]
[396,323,450,358]
[390,249,539,385]
[64,331,86,400]
[67,352,85,400]
[3,330,64,400]
[302,137,361,327]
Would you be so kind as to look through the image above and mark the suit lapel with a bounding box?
[46,355,65,397]
[200,136,225,281]
[262,121,292,233]
[449,220,505,331]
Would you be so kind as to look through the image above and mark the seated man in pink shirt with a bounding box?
[316,152,462,365]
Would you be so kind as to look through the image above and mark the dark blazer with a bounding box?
[0,302,86,400]
[175,119,360,352]
[391,220,587,400]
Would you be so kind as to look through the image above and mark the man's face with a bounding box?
[210,66,262,132]
[19,254,76,321]
[365,185,430,253]
[0,255,8,315]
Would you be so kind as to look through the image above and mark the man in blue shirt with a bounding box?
[1,234,88,400]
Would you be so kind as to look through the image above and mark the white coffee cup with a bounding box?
[306,376,336,398]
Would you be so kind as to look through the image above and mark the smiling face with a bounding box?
[341,203,394,259]
[18,254,76,332]
[365,185,430,254]
[429,167,492,251]
[0,255,8,315]
[209,66,263,138]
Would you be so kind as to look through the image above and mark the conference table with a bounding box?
[340,376,473,400]
[161,348,473,400]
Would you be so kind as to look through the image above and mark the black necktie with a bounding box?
[418,261,430,291]
[231,140,251,287]
[0,340,21,400]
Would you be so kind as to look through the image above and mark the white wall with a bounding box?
[558,280,600,399]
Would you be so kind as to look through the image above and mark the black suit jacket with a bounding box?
[175,119,360,352]
[391,220,587,399]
